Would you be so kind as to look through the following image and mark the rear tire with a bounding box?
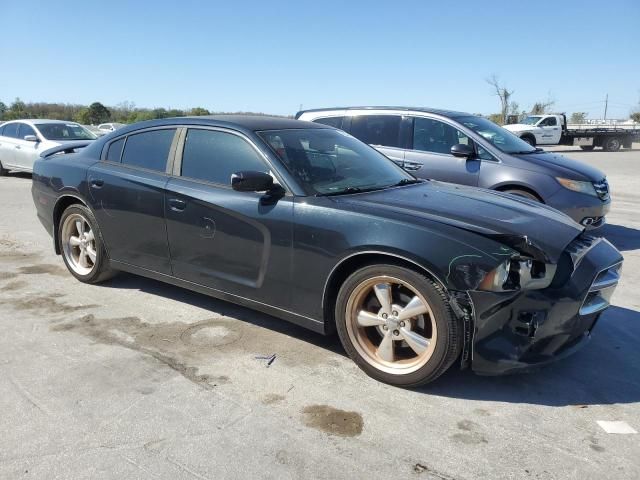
[521,134,536,147]
[58,204,116,284]
[580,146,595,151]
[335,264,462,387]
[603,137,621,152]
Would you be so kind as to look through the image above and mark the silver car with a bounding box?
[0,119,96,174]
[296,107,611,229]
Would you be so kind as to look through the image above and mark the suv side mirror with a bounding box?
[450,143,474,158]
[24,135,39,142]
[231,171,274,192]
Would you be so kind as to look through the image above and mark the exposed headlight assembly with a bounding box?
[478,258,557,292]
[556,177,598,197]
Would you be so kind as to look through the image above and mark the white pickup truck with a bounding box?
[503,114,639,151]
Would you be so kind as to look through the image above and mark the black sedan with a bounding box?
[31,116,623,386]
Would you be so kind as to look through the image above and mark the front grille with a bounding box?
[593,178,610,201]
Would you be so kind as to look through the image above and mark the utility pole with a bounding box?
[603,93,608,120]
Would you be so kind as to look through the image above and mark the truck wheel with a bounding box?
[580,146,595,151]
[335,264,462,387]
[603,137,621,152]
[521,134,536,147]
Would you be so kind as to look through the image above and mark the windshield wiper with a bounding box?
[393,178,424,186]
[316,186,364,197]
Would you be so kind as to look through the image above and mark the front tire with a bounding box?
[502,188,541,202]
[0,160,8,176]
[58,204,115,283]
[521,134,536,147]
[335,264,462,387]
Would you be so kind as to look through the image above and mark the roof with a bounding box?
[1,119,81,125]
[195,115,325,130]
[296,106,472,119]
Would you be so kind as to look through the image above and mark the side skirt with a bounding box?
[110,260,327,335]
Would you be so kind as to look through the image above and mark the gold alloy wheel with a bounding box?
[345,275,438,375]
[61,213,97,276]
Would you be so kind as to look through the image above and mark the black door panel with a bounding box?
[164,178,294,307]
[87,162,172,274]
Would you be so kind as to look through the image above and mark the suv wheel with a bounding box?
[335,264,461,387]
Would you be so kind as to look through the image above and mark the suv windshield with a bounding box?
[37,123,96,141]
[458,116,536,154]
[520,116,542,125]
[258,128,414,196]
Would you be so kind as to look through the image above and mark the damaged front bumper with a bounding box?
[468,236,623,375]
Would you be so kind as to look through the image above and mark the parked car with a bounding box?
[32,116,622,386]
[503,114,639,151]
[97,122,125,134]
[296,107,611,228]
[0,119,96,174]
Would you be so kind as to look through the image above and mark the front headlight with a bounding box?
[556,177,597,197]
[478,258,557,291]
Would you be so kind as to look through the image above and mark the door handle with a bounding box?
[15,145,21,150]
[168,198,187,212]
[90,179,104,188]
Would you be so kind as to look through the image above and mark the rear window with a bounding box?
[313,117,344,128]
[350,115,402,148]
[121,129,176,172]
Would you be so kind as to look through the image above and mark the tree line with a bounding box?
[0,98,277,124]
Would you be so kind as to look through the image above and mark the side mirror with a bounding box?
[450,143,474,158]
[231,171,274,192]
[24,135,39,142]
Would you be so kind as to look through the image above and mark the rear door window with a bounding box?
[106,138,125,162]
[121,129,176,172]
[2,123,20,139]
[350,115,402,148]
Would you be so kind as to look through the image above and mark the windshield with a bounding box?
[520,116,542,125]
[258,128,413,195]
[458,116,536,154]
[37,123,97,141]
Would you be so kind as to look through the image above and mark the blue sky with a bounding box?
[1,0,638,118]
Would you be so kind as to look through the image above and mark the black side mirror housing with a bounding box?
[231,171,275,192]
[450,143,475,158]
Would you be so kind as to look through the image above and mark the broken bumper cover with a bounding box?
[469,237,623,375]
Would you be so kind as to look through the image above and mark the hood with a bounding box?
[335,182,583,263]
[503,124,533,133]
[510,151,606,181]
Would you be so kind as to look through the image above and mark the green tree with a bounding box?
[631,111,640,123]
[570,112,587,124]
[0,101,7,120]
[189,107,210,116]
[81,102,111,124]
[487,113,504,125]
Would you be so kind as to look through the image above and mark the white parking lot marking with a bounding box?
[597,421,638,434]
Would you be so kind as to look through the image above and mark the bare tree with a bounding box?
[486,74,514,125]
[530,94,556,115]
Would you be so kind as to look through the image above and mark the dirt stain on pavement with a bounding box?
[1,280,28,291]
[451,420,488,445]
[52,314,234,389]
[0,293,98,315]
[0,271,18,280]
[301,404,363,437]
[262,393,286,405]
[18,264,67,276]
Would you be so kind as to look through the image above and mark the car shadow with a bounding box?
[101,272,345,356]
[598,223,640,251]
[422,305,640,406]
[103,274,640,406]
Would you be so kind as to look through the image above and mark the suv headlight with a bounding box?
[556,177,597,197]
[478,258,557,292]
